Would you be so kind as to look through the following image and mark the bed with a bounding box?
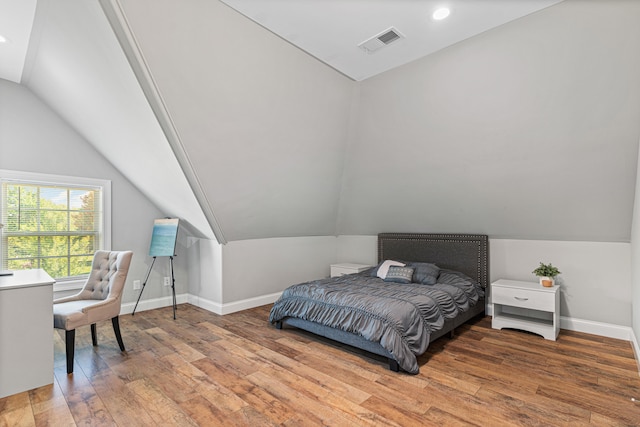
[269,233,489,374]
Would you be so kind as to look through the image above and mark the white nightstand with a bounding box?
[491,279,560,341]
[330,263,371,277]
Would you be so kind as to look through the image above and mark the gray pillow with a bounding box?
[407,262,440,285]
[383,266,414,284]
[371,259,405,278]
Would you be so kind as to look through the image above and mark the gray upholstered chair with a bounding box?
[53,250,133,374]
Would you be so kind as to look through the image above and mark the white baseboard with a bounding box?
[631,331,640,377]
[120,294,189,315]
[123,292,282,316]
[186,294,223,315]
[187,292,283,315]
[559,316,634,341]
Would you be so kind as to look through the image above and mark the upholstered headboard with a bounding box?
[378,233,489,288]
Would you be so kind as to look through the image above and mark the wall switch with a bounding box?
[164,276,171,287]
[133,280,141,290]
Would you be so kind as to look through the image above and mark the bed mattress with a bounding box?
[269,269,484,374]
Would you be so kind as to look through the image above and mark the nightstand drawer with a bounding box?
[492,286,555,311]
[491,279,560,341]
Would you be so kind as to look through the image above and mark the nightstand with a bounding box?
[330,263,371,277]
[491,279,560,341]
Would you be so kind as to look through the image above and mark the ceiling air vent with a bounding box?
[358,27,404,54]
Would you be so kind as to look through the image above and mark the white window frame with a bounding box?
[0,169,111,292]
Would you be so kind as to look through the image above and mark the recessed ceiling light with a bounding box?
[0,35,8,44]
[432,7,451,21]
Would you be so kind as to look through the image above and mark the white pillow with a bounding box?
[376,260,406,279]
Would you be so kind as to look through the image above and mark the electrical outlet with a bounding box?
[133,280,141,290]
[164,276,171,287]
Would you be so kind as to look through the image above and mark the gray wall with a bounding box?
[340,0,640,242]
[632,145,640,353]
[0,79,187,304]
[222,236,336,303]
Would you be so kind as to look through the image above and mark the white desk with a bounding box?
[0,269,55,398]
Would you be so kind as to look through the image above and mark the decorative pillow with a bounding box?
[407,262,440,285]
[373,260,406,279]
[384,266,415,284]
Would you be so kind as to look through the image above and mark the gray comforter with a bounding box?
[269,269,484,374]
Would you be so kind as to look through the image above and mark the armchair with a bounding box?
[53,250,133,374]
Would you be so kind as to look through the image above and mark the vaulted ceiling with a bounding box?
[218,0,564,81]
[5,0,640,243]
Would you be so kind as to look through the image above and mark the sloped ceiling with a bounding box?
[113,0,355,241]
[12,0,640,243]
[115,0,640,242]
[0,0,36,83]
[20,0,215,240]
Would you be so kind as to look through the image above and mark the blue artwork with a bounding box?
[149,218,179,257]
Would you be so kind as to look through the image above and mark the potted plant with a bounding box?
[532,262,561,287]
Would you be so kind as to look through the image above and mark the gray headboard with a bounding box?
[378,233,489,288]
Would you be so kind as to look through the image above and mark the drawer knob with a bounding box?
[514,297,529,301]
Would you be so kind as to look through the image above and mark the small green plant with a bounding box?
[532,262,561,278]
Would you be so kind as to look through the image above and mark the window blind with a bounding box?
[1,179,104,280]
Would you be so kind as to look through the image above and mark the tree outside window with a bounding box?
[1,173,108,281]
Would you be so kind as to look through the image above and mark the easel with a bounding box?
[132,255,177,319]
[132,218,179,319]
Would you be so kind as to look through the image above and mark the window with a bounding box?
[0,170,111,282]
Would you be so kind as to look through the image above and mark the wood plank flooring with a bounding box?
[1,304,639,426]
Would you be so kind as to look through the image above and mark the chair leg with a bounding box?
[112,316,126,352]
[91,323,98,346]
[65,329,75,374]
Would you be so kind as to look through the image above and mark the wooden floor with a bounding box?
[1,304,639,426]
